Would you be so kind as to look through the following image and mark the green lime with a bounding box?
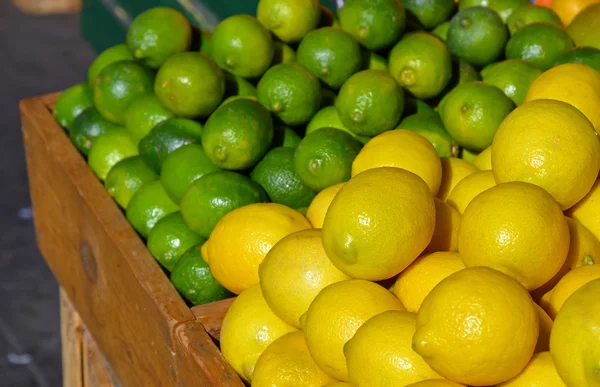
[124,94,174,144]
[505,23,575,70]
[70,107,122,155]
[271,41,297,66]
[297,27,363,89]
[362,51,389,71]
[403,97,436,116]
[272,126,303,148]
[219,95,258,107]
[104,155,158,209]
[305,105,359,139]
[147,212,204,271]
[180,171,267,238]
[481,59,542,105]
[432,59,482,108]
[138,118,203,173]
[257,0,321,43]
[506,4,562,35]
[53,83,93,130]
[460,147,479,162]
[257,62,322,125]
[439,81,514,152]
[211,15,274,78]
[567,3,600,50]
[389,32,452,99]
[160,144,221,203]
[154,52,225,118]
[432,21,450,41]
[335,69,404,136]
[318,4,338,27]
[126,7,192,69]
[294,127,363,192]
[396,112,459,157]
[338,0,407,50]
[92,60,154,124]
[479,61,500,78]
[88,130,138,180]
[192,27,213,57]
[320,87,337,108]
[403,0,455,29]
[459,0,529,22]
[170,244,233,305]
[126,180,179,238]
[224,71,258,99]
[554,47,600,72]
[250,147,316,208]
[87,44,134,87]
[447,7,508,67]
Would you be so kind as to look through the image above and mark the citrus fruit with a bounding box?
[396,113,458,158]
[257,0,321,43]
[271,41,297,66]
[69,107,122,155]
[87,44,134,87]
[473,145,492,170]
[193,27,213,57]
[424,199,461,254]
[446,170,496,213]
[223,71,257,100]
[104,155,158,209]
[320,87,337,108]
[272,125,302,148]
[404,97,437,115]
[88,130,138,181]
[322,167,436,280]
[125,180,178,238]
[305,106,355,136]
[505,23,574,70]
[481,59,542,105]
[432,21,450,42]
[322,384,355,387]
[302,279,405,381]
[437,157,479,201]
[404,0,455,28]
[413,267,539,386]
[566,2,600,49]
[459,0,529,22]
[544,264,600,318]
[363,51,389,71]
[405,381,465,387]
[554,46,600,72]
[497,352,566,386]
[551,0,600,25]
[305,183,344,228]
[506,4,562,34]
[124,94,174,144]
[53,83,93,130]
[460,148,478,164]
[567,179,600,241]
[534,304,553,353]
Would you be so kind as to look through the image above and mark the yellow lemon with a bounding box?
[446,170,496,214]
[423,199,461,254]
[459,182,570,290]
[473,145,492,170]
[534,304,553,353]
[393,252,465,312]
[405,381,465,387]
[492,99,600,210]
[345,311,441,386]
[413,267,539,386]
[306,183,344,228]
[259,229,351,328]
[544,264,600,318]
[322,383,355,387]
[220,284,297,382]
[322,167,436,280]
[568,178,600,241]
[351,129,442,195]
[252,331,336,387]
[437,157,479,201]
[552,0,600,25]
[302,279,405,381]
[525,64,600,132]
[497,352,566,387]
[205,203,311,294]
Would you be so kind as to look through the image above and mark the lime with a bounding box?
[202,98,273,170]
[272,126,302,148]
[505,23,575,70]
[306,106,355,137]
[160,144,221,203]
[459,0,529,22]
[138,118,203,173]
[211,15,274,78]
[147,212,204,271]
[219,95,258,107]
[441,59,482,96]
[271,41,297,66]
[87,44,134,87]
[170,244,233,305]
[389,32,452,99]
[155,52,225,118]
[403,97,436,116]
[124,94,174,144]
[320,87,337,108]
[460,147,479,162]
[92,60,154,124]
[439,81,514,151]
[336,70,404,136]
[104,155,158,209]
[53,83,93,130]
[338,0,407,50]
[554,47,600,72]
[180,171,267,238]
[126,7,192,69]
[88,130,138,180]
[396,112,459,157]
[447,7,508,67]
[480,61,500,78]
[481,59,542,105]
[294,127,363,192]
[506,4,562,35]
[257,0,321,43]
[192,27,213,57]
[297,27,362,89]
[257,62,321,126]
[567,3,600,50]
[404,0,455,29]
[70,107,122,156]
[432,20,450,41]
[126,180,178,238]
[224,71,257,99]
[362,51,389,71]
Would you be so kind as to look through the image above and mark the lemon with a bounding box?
[567,179,600,241]
[220,284,297,382]
[414,267,539,386]
[423,199,461,254]
[473,145,491,170]
[405,381,465,387]
[204,203,311,294]
[322,383,355,387]
[543,264,600,318]
[393,252,465,312]
[352,130,442,195]
[551,0,600,25]
[252,331,335,387]
[345,311,441,386]
[524,64,600,131]
[305,183,344,228]
[534,304,553,353]
[322,167,436,280]
[302,279,405,381]
[257,0,321,43]
[497,352,566,387]
[259,229,351,328]
[446,170,496,214]
[437,157,479,201]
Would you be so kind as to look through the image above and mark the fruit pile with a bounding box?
[51,0,600,385]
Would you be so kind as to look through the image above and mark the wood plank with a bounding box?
[82,333,120,387]
[60,290,84,387]
[190,298,235,341]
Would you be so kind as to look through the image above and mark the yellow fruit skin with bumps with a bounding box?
[543,264,600,319]
[306,183,345,228]
[257,0,321,43]
[459,182,570,290]
[568,179,600,241]
[205,203,311,294]
[497,352,566,387]
[423,199,461,254]
[405,381,465,387]
[413,267,539,386]
[393,252,465,312]
[473,145,492,170]
[352,130,442,195]
[259,229,351,328]
[322,167,436,280]
[303,279,405,381]
[345,311,441,386]
[437,157,479,201]
[322,383,355,387]
[220,284,297,382]
[252,331,335,387]
[534,304,553,353]
[446,170,496,214]
[551,0,600,25]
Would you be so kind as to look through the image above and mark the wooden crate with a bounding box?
[12,0,81,14]
[20,93,244,387]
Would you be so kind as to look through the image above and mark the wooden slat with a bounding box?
[82,333,119,387]
[191,298,235,341]
[61,290,84,387]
